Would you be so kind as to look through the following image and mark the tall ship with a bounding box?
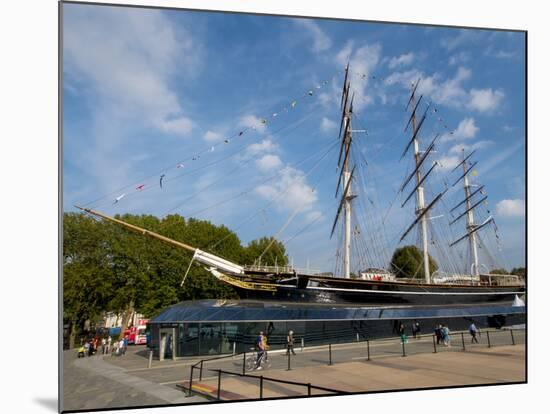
[75,65,525,306]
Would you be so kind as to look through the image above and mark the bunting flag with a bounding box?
[176,163,184,168]
[136,184,145,191]
[114,193,126,204]
[224,139,230,144]
[471,170,478,177]
[291,100,297,108]
[160,174,165,188]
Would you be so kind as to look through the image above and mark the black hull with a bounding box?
[232,278,524,306]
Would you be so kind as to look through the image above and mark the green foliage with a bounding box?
[241,236,289,267]
[390,245,438,279]
[511,267,526,278]
[489,268,509,275]
[63,212,287,340]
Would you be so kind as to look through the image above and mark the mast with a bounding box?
[461,149,480,280]
[332,64,356,279]
[410,85,430,284]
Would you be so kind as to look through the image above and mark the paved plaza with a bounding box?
[62,328,525,411]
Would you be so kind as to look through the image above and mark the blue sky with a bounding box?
[63,3,526,273]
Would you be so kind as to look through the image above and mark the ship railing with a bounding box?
[243,264,321,276]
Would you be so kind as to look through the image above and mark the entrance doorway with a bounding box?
[159,328,176,361]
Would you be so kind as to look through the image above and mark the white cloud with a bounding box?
[468,88,505,113]
[64,6,198,135]
[441,117,479,142]
[448,140,494,154]
[385,67,471,108]
[256,154,282,172]
[440,30,480,51]
[496,199,525,217]
[246,139,278,156]
[203,130,223,142]
[335,41,382,110]
[256,167,317,212]
[449,51,471,66]
[388,52,414,69]
[438,155,461,171]
[239,114,268,134]
[157,116,194,136]
[294,19,332,53]
[320,117,337,133]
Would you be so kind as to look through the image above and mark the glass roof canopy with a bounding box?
[150,299,525,324]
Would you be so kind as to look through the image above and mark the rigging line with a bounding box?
[79,70,341,209]
[256,210,300,263]
[93,101,326,212]
[211,136,336,251]
[160,108,322,217]
[184,140,339,219]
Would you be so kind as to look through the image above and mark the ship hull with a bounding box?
[226,273,525,306]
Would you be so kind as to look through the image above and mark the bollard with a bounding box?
[356,333,360,342]
[301,337,304,352]
[510,329,516,345]
[367,339,371,361]
[233,342,236,356]
[461,332,466,351]
[148,350,153,369]
[188,366,194,397]
[307,383,312,396]
[199,360,204,381]
[432,335,437,353]
[486,331,491,348]
[328,343,333,365]
[401,339,406,357]
[217,370,222,401]
[242,350,246,375]
[287,351,291,371]
[260,375,264,399]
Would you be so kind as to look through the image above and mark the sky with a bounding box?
[62,3,526,273]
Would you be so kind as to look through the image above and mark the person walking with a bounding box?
[107,336,112,354]
[413,322,421,339]
[84,341,91,357]
[434,324,442,345]
[122,336,128,356]
[101,337,107,355]
[399,323,408,344]
[442,325,451,347]
[255,331,265,370]
[286,330,296,356]
[469,322,479,343]
[118,338,125,356]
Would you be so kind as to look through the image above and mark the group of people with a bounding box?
[398,322,422,343]
[77,335,129,358]
[253,329,296,370]
[434,324,451,346]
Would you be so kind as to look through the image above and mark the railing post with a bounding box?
[242,350,246,375]
[486,331,491,348]
[401,339,406,357]
[301,337,304,352]
[188,366,194,397]
[510,329,516,345]
[217,370,222,401]
[199,360,204,381]
[356,333,360,342]
[367,339,371,361]
[148,349,153,369]
[328,343,332,365]
[432,334,437,353]
[461,332,466,351]
[287,351,291,371]
[233,342,236,356]
[307,383,312,396]
[260,375,264,399]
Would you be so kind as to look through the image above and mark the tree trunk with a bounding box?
[68,320,76,349]
[118,299,135,340]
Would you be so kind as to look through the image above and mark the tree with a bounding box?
[390,245,438,280]
[241,237,289,267]
[489,268,509,275]
[510,267,526,278]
